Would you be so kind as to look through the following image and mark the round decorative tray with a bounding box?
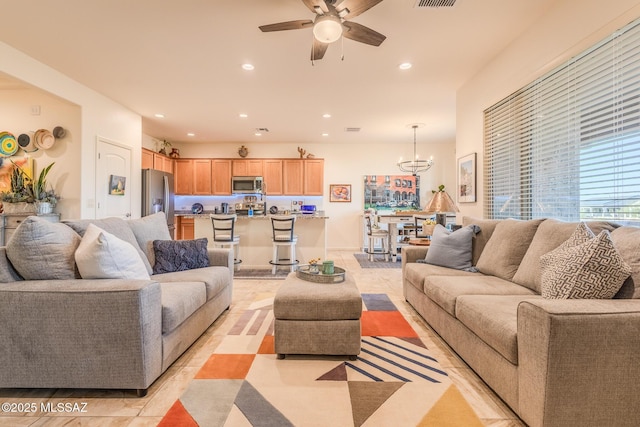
[296,265,346,283]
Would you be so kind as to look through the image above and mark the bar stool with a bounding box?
[269,215,299,275]
[364,214,389,261]
[210,214,241,269]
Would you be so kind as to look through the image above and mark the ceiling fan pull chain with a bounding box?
[341,35,345,61]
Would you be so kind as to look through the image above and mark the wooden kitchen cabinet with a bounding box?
[212,159,232,194]
[174,159,194,194]
[193,159,213,194]
[283,160,304,195]
[142,148,154,169]
[232,159,263,177]
[178,217,194,240]
[263,159,283,195]
[304,159,324,195]
[154,153,174,173]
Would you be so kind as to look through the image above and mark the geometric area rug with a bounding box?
[158,294,483,427]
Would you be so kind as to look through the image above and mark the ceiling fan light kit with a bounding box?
[259,0,386,62]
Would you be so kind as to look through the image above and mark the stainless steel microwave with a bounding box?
[231,176,263,194]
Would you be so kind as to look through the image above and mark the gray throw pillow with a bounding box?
[153,238,210,274]
[127,212,172,268]
[6,216,81,280]
[423,224,480,271]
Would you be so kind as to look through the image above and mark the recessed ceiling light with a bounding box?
[239,113,248,118]
[187,133,195,137]
[322,113,331,118]
[399,62,412,70]
[242,63,255,71]
[322,133,329,137]
[154,113,165,118]
[254,132,262,136]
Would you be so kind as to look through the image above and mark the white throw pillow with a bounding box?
[75,223,150,280]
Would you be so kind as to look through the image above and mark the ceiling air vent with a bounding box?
[415,0,456,7]
[345,127,361,132]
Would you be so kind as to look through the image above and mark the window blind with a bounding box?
[484,17,640,225]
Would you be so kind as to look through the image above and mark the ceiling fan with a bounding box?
[259,0,386,61]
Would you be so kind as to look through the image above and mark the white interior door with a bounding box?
[96,137,132,219]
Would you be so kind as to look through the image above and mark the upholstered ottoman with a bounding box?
[274,272,362,359]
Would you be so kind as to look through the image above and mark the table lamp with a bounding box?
[423,185,459,227]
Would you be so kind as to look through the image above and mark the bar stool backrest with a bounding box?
[211,214,237,242]
[365,214,377,236]
[271,215,296,242]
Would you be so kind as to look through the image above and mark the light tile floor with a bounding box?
[0,251,526,426]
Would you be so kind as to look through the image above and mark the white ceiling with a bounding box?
[0,0,555,145]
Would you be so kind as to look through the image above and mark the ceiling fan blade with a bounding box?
[301,0,329,14]
[342,21,386,46]
[336,0,384,19]
[259,20,313,32]
[311,39,329,61]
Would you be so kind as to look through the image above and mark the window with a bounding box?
[484,17,640,225]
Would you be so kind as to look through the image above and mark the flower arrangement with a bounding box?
[422,219,437,237]
[308,257,322,273]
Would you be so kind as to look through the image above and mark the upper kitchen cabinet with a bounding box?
[263,159,283,195]
[212,159,231,195]
[193,159,213,195]
[232,159,263,177]
[283,160,304,195]
[175,159,194,194]
[304,159,324,195]
[142,148,154,169]
[142,148,174,173]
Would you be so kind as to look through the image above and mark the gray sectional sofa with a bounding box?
[0,213,233,396]
[402,217,640,427]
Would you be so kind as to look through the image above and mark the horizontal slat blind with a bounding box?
[484,17,640,225]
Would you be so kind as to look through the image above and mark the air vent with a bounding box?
[255,127,270,132]
[415,0,456,7]
[345,127,361,132]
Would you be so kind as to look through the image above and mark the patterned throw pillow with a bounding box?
[152,238,210,274]
[540,224,631,299]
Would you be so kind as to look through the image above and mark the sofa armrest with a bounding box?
[517,299,640,427]
[0,279,163,391]
[207,247,234,282]
[401,245,428,268]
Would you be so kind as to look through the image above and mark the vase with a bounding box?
[2,202,36,214]
[36,202,53,215]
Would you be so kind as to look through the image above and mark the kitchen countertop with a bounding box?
[176,212,328,219]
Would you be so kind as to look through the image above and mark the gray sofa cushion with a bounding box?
[0,248,22,283]
[513,219,619,293]
[64,217,153,274]
[6,216,81,280]
[424,275,537,316]
[424,224,480,271]
[160,282,207,334]
[456,295,542,364]
[127,213,172,268]
[476,218,544,281]
[611,226,640,299]
[462,216,501,266]
[152,266,230,301]
[404,262,479,293]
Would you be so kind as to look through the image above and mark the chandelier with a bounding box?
[397,124,434,176]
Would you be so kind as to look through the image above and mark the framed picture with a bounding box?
[330,184,351,202]
[109,175,127,196]
[457,153,476,203]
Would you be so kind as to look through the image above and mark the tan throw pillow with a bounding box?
[540,225,631,299]
[475,218,544,281]
[5,216,81,280]
[75,224,150,280]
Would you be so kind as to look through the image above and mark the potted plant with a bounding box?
[0,161,58,214]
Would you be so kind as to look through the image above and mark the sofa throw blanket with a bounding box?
[153,238,210,274]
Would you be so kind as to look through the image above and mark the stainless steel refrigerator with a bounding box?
[142,169,175,237]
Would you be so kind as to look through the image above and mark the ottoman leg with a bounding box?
[277,354,285,360]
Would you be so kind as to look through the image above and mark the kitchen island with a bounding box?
[179,213,328,269]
